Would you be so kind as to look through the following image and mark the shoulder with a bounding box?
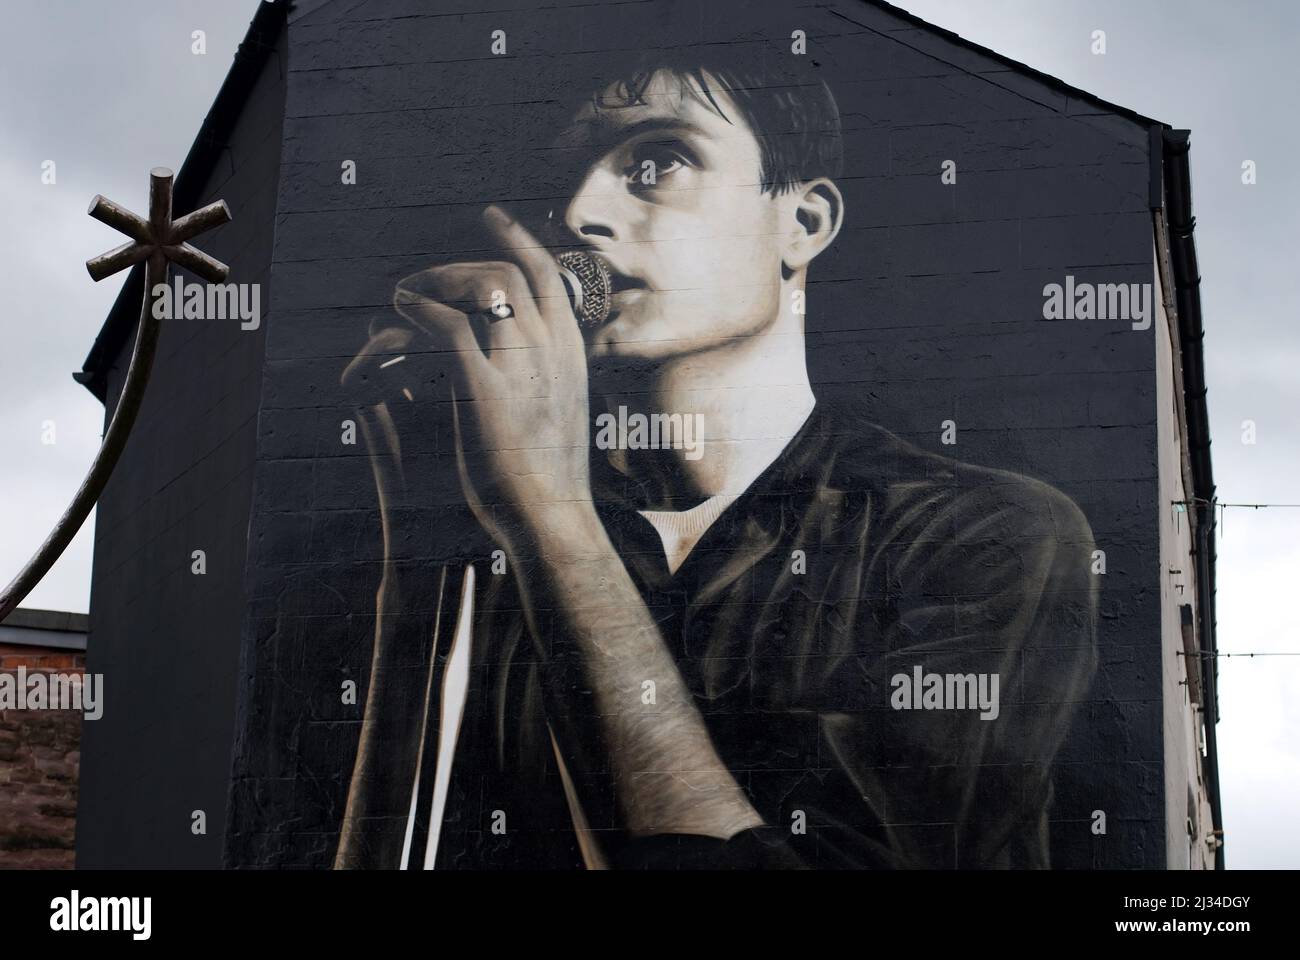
[819,421,1100,662]
[824,417,1095,557]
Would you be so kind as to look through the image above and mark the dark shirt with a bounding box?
[427,405,1099,869]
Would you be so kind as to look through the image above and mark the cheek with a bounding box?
[653,194,782,301]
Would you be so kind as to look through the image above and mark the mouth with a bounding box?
[606,268,647,322]
[606,269,647,295]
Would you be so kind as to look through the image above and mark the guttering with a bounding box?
[1162,128,1223,870]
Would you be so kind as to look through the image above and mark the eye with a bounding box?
[625,141,693,184]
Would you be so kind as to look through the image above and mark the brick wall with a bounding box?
[0,644,84,868]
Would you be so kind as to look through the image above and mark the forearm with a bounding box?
[512,502,763,840]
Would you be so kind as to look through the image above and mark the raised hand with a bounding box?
[392,205,593,543]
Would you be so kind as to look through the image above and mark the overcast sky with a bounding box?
[1,0,1295,868]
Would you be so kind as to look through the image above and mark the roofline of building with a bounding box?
[0,607,89,651]
[75,0,289,403]
[857,0,1163,128]
[0,607,89,632]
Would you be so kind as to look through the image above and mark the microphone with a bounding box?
[556,250,613,329]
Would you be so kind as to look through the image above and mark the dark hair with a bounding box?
[584,48,844,195]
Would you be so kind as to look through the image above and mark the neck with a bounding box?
[597,309,815,508]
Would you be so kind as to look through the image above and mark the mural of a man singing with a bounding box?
[335,44,1099,870]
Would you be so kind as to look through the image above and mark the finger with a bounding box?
[393,284,476,350]
[340,323,413,391]
[482,206,571,324]
[401,262,512,313]
[415,262,544,357]
[390,290,501,398]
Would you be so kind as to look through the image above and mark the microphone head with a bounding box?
[556,250,613,329]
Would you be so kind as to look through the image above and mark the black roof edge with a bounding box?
[863,0,1163,129]
[1161,127,1223,869]
[0,607,90,633]
[75,0,289,404]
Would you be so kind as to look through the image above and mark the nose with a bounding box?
[563,165,622,243]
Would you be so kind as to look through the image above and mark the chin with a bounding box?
[588,314,701,362]
[588,331,678,362]
[586,284,783,356]
[588,310,659,356]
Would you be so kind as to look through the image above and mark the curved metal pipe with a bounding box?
[0,254,166,622]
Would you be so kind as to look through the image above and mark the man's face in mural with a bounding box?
[553,70,816,361]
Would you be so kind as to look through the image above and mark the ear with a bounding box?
[781,178,844,273]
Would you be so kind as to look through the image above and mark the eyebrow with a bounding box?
[579,117,711,159]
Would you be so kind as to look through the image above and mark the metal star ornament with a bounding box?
[86,166,231,283]
[0,168,232,621]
